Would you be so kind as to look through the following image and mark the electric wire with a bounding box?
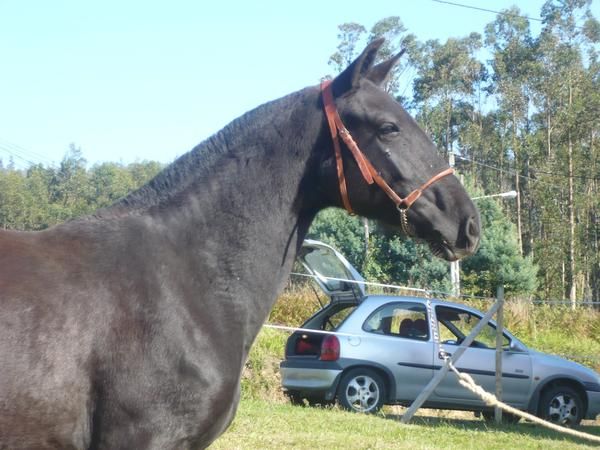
[431,0,542,22]
[289,272,600,305]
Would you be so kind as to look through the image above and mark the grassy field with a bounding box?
[211,400,600,449]
[225,287,600,449]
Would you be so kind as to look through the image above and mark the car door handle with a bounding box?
[438,350,451,359]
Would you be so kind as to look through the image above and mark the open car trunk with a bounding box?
[285,240,364,359]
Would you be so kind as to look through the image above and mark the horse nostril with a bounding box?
[465,215,480,251]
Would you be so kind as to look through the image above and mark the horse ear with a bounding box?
[331,38,385,97]
[366,48,406,87]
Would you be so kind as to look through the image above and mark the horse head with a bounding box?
[317,38,480,261]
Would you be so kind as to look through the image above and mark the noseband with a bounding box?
[320,80,454,234]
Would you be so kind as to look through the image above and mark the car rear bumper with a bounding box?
[280,359,342,399]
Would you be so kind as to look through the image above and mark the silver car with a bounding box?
[280,240,600,425]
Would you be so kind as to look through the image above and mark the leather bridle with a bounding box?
[320,79,454,233]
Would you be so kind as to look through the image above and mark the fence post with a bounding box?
[495,285,504,424]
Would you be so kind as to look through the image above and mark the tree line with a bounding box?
[0,145,162,231]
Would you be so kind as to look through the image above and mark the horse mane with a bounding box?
[96,88,315,218]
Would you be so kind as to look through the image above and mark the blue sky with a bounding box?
[0,0,594,168]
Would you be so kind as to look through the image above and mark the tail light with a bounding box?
[319,334,340,361]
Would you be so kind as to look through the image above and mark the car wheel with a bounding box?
[481,410,521,424]
[539,385,584,426]
[337,368,385,413]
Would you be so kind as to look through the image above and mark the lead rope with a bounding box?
[424,295,600,443]
[448,364,600,443]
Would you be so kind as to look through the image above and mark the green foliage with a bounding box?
[461,196,538,297]
[306,208,451,291]
[307,208,367,270]
[241,327,287,402]
[0,147,163,231]
[307,191,536,297]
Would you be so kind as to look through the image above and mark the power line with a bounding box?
[431,0,594,36]
[458,153,600,197]
[289,272,600,305]
[431,0,542,22]
[0,138,53,164]
[0,138,56,168]
[0,145,37,168]
[455,154,565,192]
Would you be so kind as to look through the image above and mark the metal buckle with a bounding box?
[398,206,413,236]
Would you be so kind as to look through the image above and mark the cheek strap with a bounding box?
[321,80,454,215]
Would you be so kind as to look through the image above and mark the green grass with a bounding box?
[211,399,600,449]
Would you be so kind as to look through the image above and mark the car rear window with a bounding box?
[324,304,357,330]
[303,302,358,331]
[363,302,429,341]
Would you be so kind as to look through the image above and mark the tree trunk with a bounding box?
[546,97,552,158]
[568,79,576,308]
[512,108,523,255]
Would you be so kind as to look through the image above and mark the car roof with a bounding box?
[361,294,483,312]
[358,295,508,327]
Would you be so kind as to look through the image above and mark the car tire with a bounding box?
[481,410,521,424]
[337,368,386,414]
[538,385,584,426]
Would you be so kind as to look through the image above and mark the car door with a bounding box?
[361,301,435,402]
[431,305,532,408]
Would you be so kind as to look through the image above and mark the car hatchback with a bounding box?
[280,240,600,425]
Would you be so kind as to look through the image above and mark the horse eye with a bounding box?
[379,123,400,135]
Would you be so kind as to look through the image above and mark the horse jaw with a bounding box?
[422,210,481,262]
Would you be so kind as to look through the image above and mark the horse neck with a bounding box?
[89,87,327,354]
[102,85,324,279]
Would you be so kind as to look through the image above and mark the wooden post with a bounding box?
[401,299,503,424]
[495,285,504,424]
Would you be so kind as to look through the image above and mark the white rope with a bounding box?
[289,272,600,304]
[446,360,600,444]
[263,323,358,338]
[290,272,430,295]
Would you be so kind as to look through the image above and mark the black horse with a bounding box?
[0,39,479,449]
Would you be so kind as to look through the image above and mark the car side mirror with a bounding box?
[508,340,525,352]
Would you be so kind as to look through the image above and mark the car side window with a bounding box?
[436,305,509,349]
[363,302,429,341]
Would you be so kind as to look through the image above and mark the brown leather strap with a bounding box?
[320,80,454,214]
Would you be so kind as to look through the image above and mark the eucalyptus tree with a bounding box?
[484,6,538,256]
[411,33,486,162]
[533,0,600,304]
